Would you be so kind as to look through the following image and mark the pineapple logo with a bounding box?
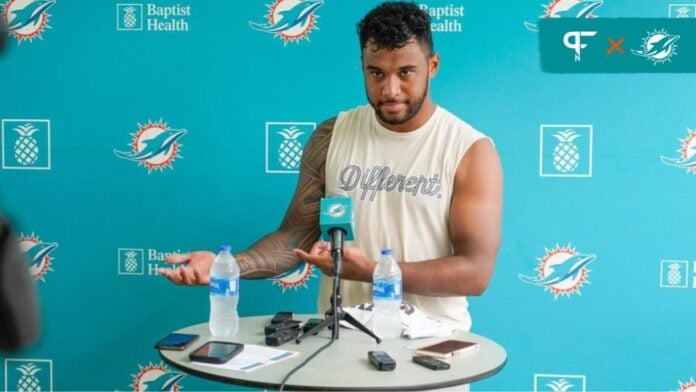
[534,374,586,392]
[519,243,597,299]
[272,261,317,292]
[2,119,51,170]
[540,124,592,177]
[675,377,696,392]
[249,0,324,45]
[660,260,689,288]
[669,5,696,18]
[129,362,186,392]
[2,0,55,44]
[113,119,186,173]
[17,233,58,282]
[266,122,313,173]
[118,248,144,275]
[524,0,603,32]
[4,359,52,392]
[660,128,696,174]
[116,3,143,31]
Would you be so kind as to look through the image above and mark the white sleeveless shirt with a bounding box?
[321,104,487,330]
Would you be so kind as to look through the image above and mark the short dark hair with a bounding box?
[357,2,433,56]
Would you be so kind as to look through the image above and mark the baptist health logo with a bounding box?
[2,119,51,170]
[661,128,696,173]
[520,243,597,299]
[249,0,323,44]
[266,122,313,174]
[129,361,185,391]
[118,247,188,276]
[418,4,465,33]
[660,260,696,289]
[116,3,190,31]
[2,0,55,44]
[534,374,586,392]
[5,359,53,392]
[540,124,593,177]
[17,232,58,282]
[113,119,186,173]
[524,0,603,31]
[669,4,696,18]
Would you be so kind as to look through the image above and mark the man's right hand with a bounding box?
[159,251,215,285]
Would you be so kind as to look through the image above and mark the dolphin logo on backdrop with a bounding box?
[675,377,696,392]
[519,243,597,298]
[249,0,324,44]
[17,233,57,282]
[524,0,603,31]
[2,0,55,43]
[632,29,680,65]
[130,362,186,392]
[661,128,696,174]
[272,261,317,292]
[113,119,186,173]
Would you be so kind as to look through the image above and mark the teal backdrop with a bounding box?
[1,0,696,391]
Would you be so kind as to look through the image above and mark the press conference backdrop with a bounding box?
[1,0,695,391]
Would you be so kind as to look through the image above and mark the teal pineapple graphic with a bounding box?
[546,379,574,392]
[13,124,40,166]
[667,262,682,286]
[277,127,304,170]
[552,129,581,173]
[123,6,137,28]
[124,251,138,273]
[16,363,42,392]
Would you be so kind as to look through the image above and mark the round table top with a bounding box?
[159,315,507,391]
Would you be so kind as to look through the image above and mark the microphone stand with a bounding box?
[296,230,381,344]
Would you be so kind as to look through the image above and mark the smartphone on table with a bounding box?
[154,333,199,351]
[415,339,479,359]
[188,341,244,364]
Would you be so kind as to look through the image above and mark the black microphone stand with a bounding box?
[296,229,381,344]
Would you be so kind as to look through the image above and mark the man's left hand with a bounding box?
[293,242,375,282]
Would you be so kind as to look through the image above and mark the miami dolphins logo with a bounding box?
[661,128,696,174]
[676,378,696,392]
[524,0,603,32]
[249,0,324,45]
[519,243,596,299]
[130,362,186,392]
[113,119,186,173]
[272,261,316,292]
[2,0,55,44]
[17,232,57,282]
[326,203,346,219]
[632,29,680,65]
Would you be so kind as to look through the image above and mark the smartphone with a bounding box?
[415,339,479,359]
[154,333,199,351]
[188,341,244,364]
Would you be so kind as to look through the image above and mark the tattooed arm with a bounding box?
[159,119,334,285]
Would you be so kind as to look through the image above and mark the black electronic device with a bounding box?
[412,355,451,370]
[154,333,199,351]
[270,311,294,324]
[266,328,300,346]
[188,341,244,364]
[302,318,321,334]
[264,320,301,335]
[368,350,396,371]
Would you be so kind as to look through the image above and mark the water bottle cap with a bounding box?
[380,249,393,256]
[219,245,232,252]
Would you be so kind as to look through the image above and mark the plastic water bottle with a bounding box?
[209,245,239,337]
[372,249,402,339]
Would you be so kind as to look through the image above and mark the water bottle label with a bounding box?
[373,278,402,300]
[209,276,239,297]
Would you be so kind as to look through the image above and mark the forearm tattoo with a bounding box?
[237,118,335,278]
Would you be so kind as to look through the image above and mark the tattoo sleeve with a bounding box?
[237,118,335,278]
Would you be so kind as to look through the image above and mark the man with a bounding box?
[161,1,502,331]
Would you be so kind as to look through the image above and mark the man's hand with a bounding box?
[159,251,215,285]
[294,242,376,282]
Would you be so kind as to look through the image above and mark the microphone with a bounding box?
[319,189,355,254]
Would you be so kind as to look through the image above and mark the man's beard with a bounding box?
[368,82,429,126]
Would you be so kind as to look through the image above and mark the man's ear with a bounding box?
[429,53,440,78]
